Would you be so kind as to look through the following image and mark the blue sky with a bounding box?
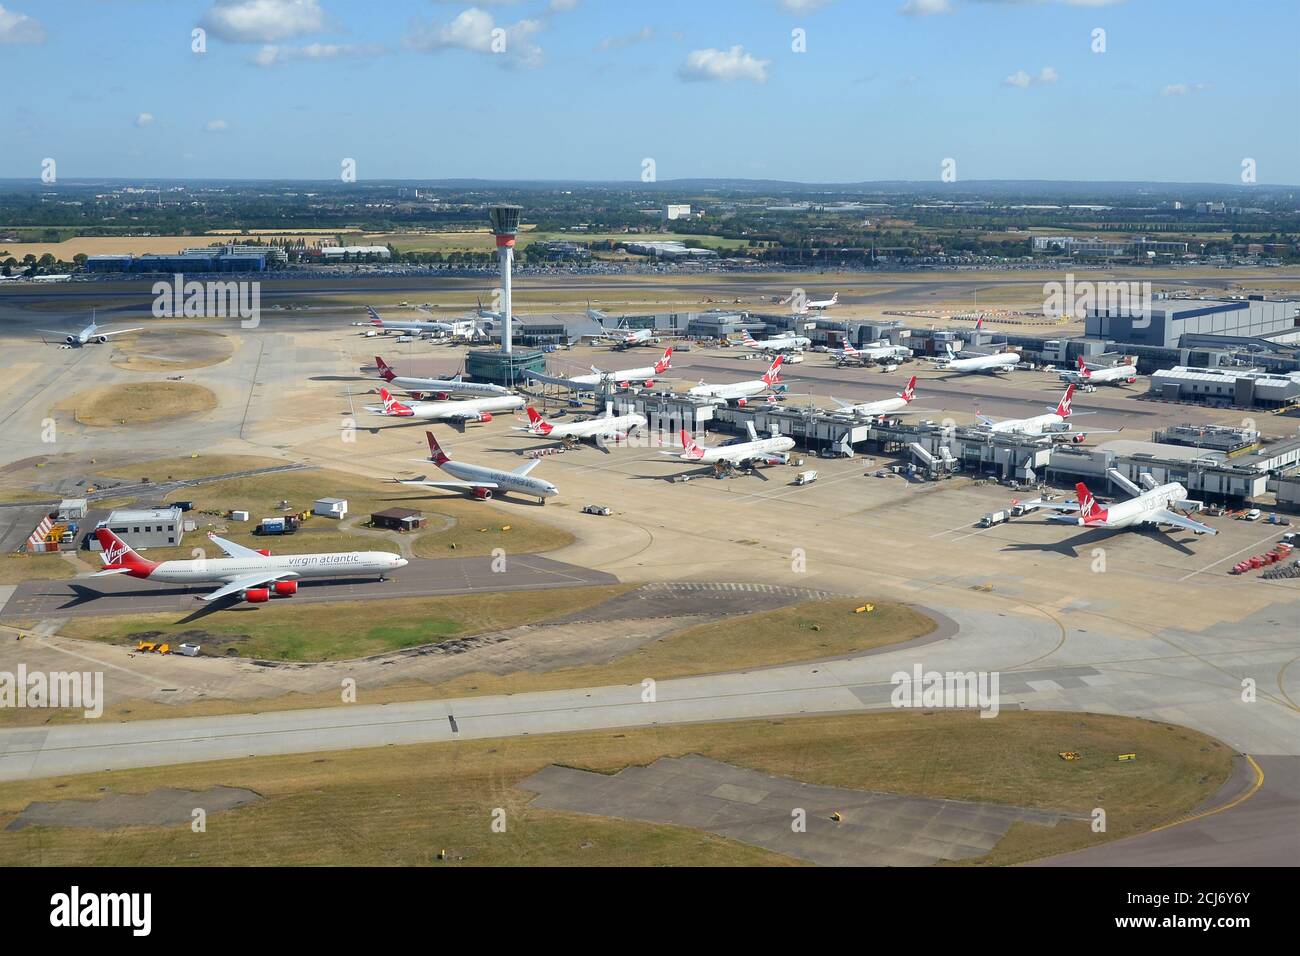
[3,0,1297,183]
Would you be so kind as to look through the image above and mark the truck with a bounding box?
[980,511,1008,528]
[794,470,819,486]
[255,515,300,535]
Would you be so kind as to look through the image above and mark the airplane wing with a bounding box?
[201,570,298,603]
[524,369,587,390]
[91,567,135,577]
[97,327,143,338]
[1106,468,1143,498]
[512,460,541,477]
[396,477,500,489]
[207,532,264,559]
[37,329,71,336]
[1024,499,1081,512]
[1150,510,1218,535]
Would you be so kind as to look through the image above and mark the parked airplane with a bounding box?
[362,305,455,336]
[1028,470,1216,537]
[518,406,647,447]
[741,330,811,353]
[396,430,558,503]
[662,422,795,477]
[832,340,911,366]
[92,528,406,604]
[525,347,673,391]
[1063,354,1139,386]
[934,345,1021,375]
[974,383,1119,443]
[39,316,142,348]
[374,356,510,399]
[805,291,838,311]
[830,376,920,418]
[596,325,659,348]
[364,388,523,424]
[688,355,787,406]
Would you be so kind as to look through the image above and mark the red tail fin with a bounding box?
[425,431,450,467]
[680,428,704,459]
[375,356,395,381]
[1055,383,1075,418]
[1075,482,1107,523]
[655,347,673,373]
[94,528,159,578]
[762,355,784,384]
[900,375,917,402]
[526,407,552,434]
[380,388,412,416]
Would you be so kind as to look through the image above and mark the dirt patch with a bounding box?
[6,786,261,830]
[110,328,234,372]
[57,381,218,427]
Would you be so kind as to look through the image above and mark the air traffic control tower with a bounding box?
[465,203,545,387]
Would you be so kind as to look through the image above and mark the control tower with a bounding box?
[465,203,544,387]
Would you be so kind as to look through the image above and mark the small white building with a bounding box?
[664,204,692,220]
[313,497,348,519]
[58,498,88,520]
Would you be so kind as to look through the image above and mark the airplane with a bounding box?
[524,347,673,391]
[830,376,920,418]
[933,345,1021,375]
[1026,470,1217,537]
[592,315,660,349]
[39,315,142,348]
[784,291,838,313]
[832,340,912,366]
[518,406,647,448]
[92,527,406,604]
[740,330,811,353]
[1063,354,1139,386]
[361,305,456,336]
[374,356,511,399]
[662,422,795,477]
[974,383,1118,442]
[364,388,523,424]
[396,430,558,503]
[687,355,787,406]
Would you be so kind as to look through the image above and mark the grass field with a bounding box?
[0,554,78,585]
[108,329,234,372]
[0,710,1232,866]
[46,586,631,662]
[56,381,217,427]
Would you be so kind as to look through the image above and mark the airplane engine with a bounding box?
[96,335,109,344]
[736,398,748,407]
[434,392,450,401]
[244,588,271,603]
[643,379,655,388]
[65,335,77,345]
[1071,433,1087,443]
[477,412,493,423]
[473,487,493,500]
[409,392,426,401]
[1126,377,1137,384]
[273,581,298,596]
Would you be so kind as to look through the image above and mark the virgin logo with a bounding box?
[105,543,128,564]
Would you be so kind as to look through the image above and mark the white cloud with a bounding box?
[780,0,834,11]
[0,4,45,44]
[205,119,230,132]
[549,0,578,10]
[599,26,653,51]
[899,0,952,15]
[677,45,770,84]
[1160,82,1208,96]
[1004,66,1058,88]
[251,42,384,67]
[1003,69,1030,88]
[406,8,544,69]
[199,0,325,44]
[134,112,155,127]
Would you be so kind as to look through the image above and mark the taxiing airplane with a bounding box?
[362,305,456,336]
[663,422,795,476]
[92,528,406,604]
[525,347,673,391]
[365,388,523,424]
[688,355,787,406]
[396,430,558,503]
[518,406,647,447]
[830,376,920,418]
[741,330,811,353]
[934,345,1021,375]
[1064,354,1139,386]
[1028,470,1216,537]
[374,356,510,399]
[39,316,142,348]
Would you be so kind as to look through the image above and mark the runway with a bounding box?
[0,553,617,621]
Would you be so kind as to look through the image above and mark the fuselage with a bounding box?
[391,375,509,398]
[688,379,774,401]
[988,411,1066,436]
[685,436,795,464]
[1080,482,1187,529]
[136,551,405,585]
[942,352,1021,373]
[443,460,558,498]
[1085,363,1139,384]
[534,413,646,439]
[370,395,523,419]
[570,365,661,387]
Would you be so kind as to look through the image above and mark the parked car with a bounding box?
[581,505,612,516]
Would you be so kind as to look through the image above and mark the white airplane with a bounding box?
[973,383,1098,442]
[362,305,455,336]
[365,388,523,424]
[1027,471,1217,537]
[39,317,142,348]
[396,430,558,503]
[832,340,911,366]
[662,422,796,475]
[525,347,673,391]
[740,330,810,353]
[934,345,1021,375]
[518,406,647,447]
[1064,354,1139,386]
[374,356,510,399]
[784,291,838,313]
[688,355,787,406]
[830,376,920,418]
[92,528,406,604]
[592,315,660,349]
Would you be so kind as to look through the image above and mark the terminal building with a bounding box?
[85,245,287,274]
[1149,367,1300,409]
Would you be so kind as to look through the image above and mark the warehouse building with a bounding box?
[85,245,286,273]
[370,508,426,532]
[89,507,184,550]
[1086,297,1299,349]
[1148,367,1300,409]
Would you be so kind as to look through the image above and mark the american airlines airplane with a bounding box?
[363,305,455,336]
[830,376,919,418]
[1064,354,1139,386]
[832,340,912,366]
[663,422,796,476]
[39,317,142,348]
[525,347,673,391]
[1029,470,1217,537]
[365,388,523,424]
[92,528,407,604]
[396,431,558,503]
[374,356,510,399]
[688,355,787,405]
[741,330,811,353]
[518,406,647,447]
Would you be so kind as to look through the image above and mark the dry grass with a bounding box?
[57,382,217,427]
